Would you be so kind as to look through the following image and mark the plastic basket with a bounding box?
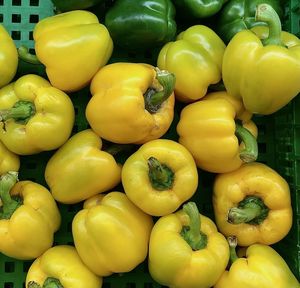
[0,0,300,287]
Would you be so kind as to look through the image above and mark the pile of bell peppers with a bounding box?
[1,0,300,287]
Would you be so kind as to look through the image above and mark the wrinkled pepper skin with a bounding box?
[0,74,75,155]
[157,25,226,102]
[86,62,175,144]
[105,0,176,50]
[216,0,283,43]
[45,129,121,204]
[0,173,61,260]
[51,0,104,12]
[172,0,227,19]
[149,202,229,288]
[177,91,258,173]
[215,240,300,288]
[122,139,198,216]
[26,245,102,288]
[0,141,20,175]
[0,25,18,89]
[222,4,300,115]
[213,162,293,247]
[32,10,113,92]
[72,192,154,276]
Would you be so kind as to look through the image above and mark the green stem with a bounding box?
[228,236,239,263]
[28,277,64,288]
[144,68,175,114]
[255,3,283,46]
[180,202,207,251]
[147,157,174,191]
[227,196,269,225]
[0,172,21,220]
[235,123,258,163]
[18,45,41,65]
[0,100,36,124]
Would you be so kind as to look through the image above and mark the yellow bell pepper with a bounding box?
[18,10,113,92]
[149,202,229,288]
[0,141,20,175]
[122,139,198,216]
[0,24,18,89]
[0,172,61,260]
[26,245,102,288]
[45,129,121,204]
[72,191,153,276]
[222,4,300,115]
[157,25,226,102]
[213,162,293,247]
[214,236,300,288]
[0,74,75,155]
[177,91,258,173]
[85,62,175,144]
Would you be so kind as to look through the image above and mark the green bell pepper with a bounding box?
[172,0,228,19]
[216,0,283,43]
[104,0,177,51]
[51,0,105,12]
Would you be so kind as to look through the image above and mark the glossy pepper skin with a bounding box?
[177,91,258,173]
[86,62,175,144]
[105,0,176,50]
[26,245,102,288]
[72,192,154,276]
[20,10,113,92]
[213,162,293,247]
[0,24,18,89]
[122,139,198,216]
[216,0,283,43]
[157,25,226,102]
[45,129,121,204]
[214,236,300,288]
[0,141,20,175]
[222,4,300,115]
[0,74,75,155]
[0,172,61,260]
[149,202,229,288]
[51,0,104,12]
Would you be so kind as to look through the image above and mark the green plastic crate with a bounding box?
[0,0,300,287]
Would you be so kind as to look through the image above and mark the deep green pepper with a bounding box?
[51,0,105,12]
[172,0,228,19]
[216,0,283,43]
[104,0,177,51]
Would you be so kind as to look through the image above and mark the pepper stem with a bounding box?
[28,277,64,288]
[144,68,175,114]
[228,236,239,263]
[18,45,41,65]
[148,157,174,191]
[0,171,21,220]
[180,202,207,251]
[0,100,36,124]
[255,3,283,46]
[235,123,258,163]
[228,196,269,225]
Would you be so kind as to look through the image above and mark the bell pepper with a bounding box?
[44,129,121,204]
[172,0,228,19]
[216,0,283,43]
[72,191,154,276]
[214,236,300,288]
[26,245,102,288]
[0,24,18,89]
[122,139,198,216]
[213,162,293,247]
[0,141,20,175]
[104,0,177,50]
[157,25,226,102]
[51,0,105,12]
[0,74,75,155]
[18,10,113,92]
[149,202,229,288]
[0,172,61,260]
[222,3,300,115]
[86,62,175,144]
[176,91,258,173]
